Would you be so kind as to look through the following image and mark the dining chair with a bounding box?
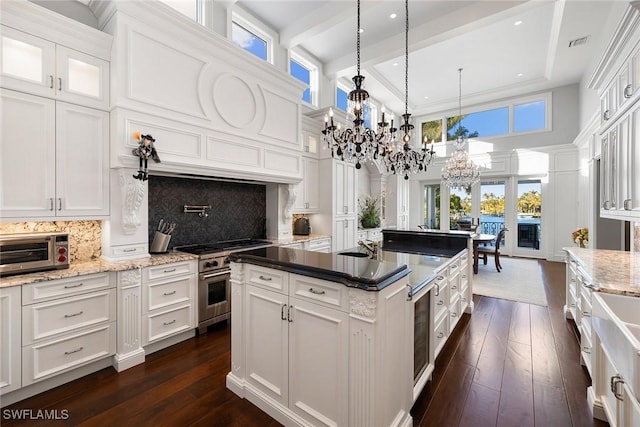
[477,228,508,272]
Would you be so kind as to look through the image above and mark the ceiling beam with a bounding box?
[545,0,566,80]
[279,2,355,49]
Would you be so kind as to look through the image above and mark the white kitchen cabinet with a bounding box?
[334,161,356,216]
[244,279,349,427]
[20,272,116,386]
[229,263,412,427]
[0,26,109,110]
[293,157,319,213]
[601,79,618,124]
[304,237,331,252]
[334,217,357,252]
[141,261,197,347]
[0,89,109,219]
[0,287,21,395]
[594,340,640,427]
[280,241,304,250]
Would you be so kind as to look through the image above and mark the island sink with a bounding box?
[338,251,369,258]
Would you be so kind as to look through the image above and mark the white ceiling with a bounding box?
[236,0,616,116]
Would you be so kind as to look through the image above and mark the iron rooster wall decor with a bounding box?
[132,132,161,181]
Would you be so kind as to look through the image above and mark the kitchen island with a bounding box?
[226,234,473,427]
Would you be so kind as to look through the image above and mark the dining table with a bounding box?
[472,233,496,274]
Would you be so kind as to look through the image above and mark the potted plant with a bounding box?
[359,194,381,229]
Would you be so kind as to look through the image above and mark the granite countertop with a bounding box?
[564,247,640,297]
[229,246,462,292]
[0,252,198,288]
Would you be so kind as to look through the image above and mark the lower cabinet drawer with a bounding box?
[290,273,345,310]
[22,273,113,305]
[433,314,449,358]
[449,296,462,334]
[23,289,115,345]
[22,323,115,386]
[144,304,192,345]
[246,265,288,293]
[145,276,192,313]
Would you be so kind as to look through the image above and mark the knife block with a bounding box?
[150,231,171,254]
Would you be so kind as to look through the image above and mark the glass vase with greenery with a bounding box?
[359,194,381,229]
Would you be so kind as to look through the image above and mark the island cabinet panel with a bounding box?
[228,263,413,427]
[244,285,289,407]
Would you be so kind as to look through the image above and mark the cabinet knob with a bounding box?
[603,109,610,120]
[624,84,633,99]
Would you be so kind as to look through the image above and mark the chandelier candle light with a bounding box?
[381,0,435,180]
[441,68,480,189]
[322,0,396,169]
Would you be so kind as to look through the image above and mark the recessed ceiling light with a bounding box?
[390,13,397,19]
[517,73,524,77]
[359,28,364,33]
[393,62,398,67]
[424,96,429,99]
[514,20,523,26]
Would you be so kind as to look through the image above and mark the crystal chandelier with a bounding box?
[381,0,435,180]
[441,68,480,189]
[322,0,395,170]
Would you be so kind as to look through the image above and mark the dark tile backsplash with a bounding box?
[148,175,266,248]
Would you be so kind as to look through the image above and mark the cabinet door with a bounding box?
[0,89,56,218]
[304,157,319,211]
[344,162,356,215]
[334,161,356,216]
[616,116,631,213]
[334,217,356,251]
[288,297,348,426]
[0,287,21,395]
[630,106,640,213]
[244,285,289,407]
[0,26,55,98]
[56,102,109,216]
[621,380,640,427]
[55,46,109,110]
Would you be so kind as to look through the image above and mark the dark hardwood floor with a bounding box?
[2,260,607,427]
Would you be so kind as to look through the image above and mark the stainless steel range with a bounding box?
[174,239,272,333]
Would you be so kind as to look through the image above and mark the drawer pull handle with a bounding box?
[436,301,444,306]
[434,283,440,296]
[437,276,445,280]
[451,312,457,317]
[281,304,287,320]
[49,75,54,88]
[582,311,590,317]
[64,283,83,289]
[58,77,62,91]
[287,305,293,322]
[163,268,176,273]
[437,332,444,339]
[124,248,137,252]
[451,285,457,290]
[163,319,176,326]
[259,275,272,281]
[624,84,633,98]
[64,311,83,318]
[163,291,177,296]
[462,275,467,279]
[582,347,591,354]
[309,288,325,295]
[451,265,458,269]
[64,346,83,355]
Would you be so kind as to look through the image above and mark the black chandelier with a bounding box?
[321,0,396,170]
[381,0,435,180]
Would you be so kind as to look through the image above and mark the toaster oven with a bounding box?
[0,232,70,276]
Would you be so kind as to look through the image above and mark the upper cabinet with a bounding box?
[334,161,356,216]
[0,89,109,219]
[293,157,319,213]
[0,26,109,110]
[594,4,640,220]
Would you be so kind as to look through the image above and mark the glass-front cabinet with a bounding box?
[0,26,109,110]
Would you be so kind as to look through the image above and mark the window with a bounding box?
[336,86,348,111]
[423,184,440,229]
[514,100,546,132]
[447,107,509,140]
[363,103,371,128]
[450,186,472,229]
[289,52,318,106]
[229,11,274,63]
[159,0,201,23]
[421,119,443,144]
[231,22,268,61]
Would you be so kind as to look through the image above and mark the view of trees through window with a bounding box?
[421,97,547,143]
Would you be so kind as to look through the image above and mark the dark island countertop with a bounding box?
[229,246,463,292]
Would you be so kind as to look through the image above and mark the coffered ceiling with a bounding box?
[236,0,617,116]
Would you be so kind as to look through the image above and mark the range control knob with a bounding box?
[58,255,67,263]
[58,247,67,254]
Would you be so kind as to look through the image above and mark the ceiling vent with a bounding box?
[568,36,590,48]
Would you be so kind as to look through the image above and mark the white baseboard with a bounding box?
[112,348,146,372]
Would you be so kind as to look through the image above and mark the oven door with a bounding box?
[198,269,231,329]
[0,237,54,275]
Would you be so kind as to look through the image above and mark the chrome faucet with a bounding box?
[358,240,379,258]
